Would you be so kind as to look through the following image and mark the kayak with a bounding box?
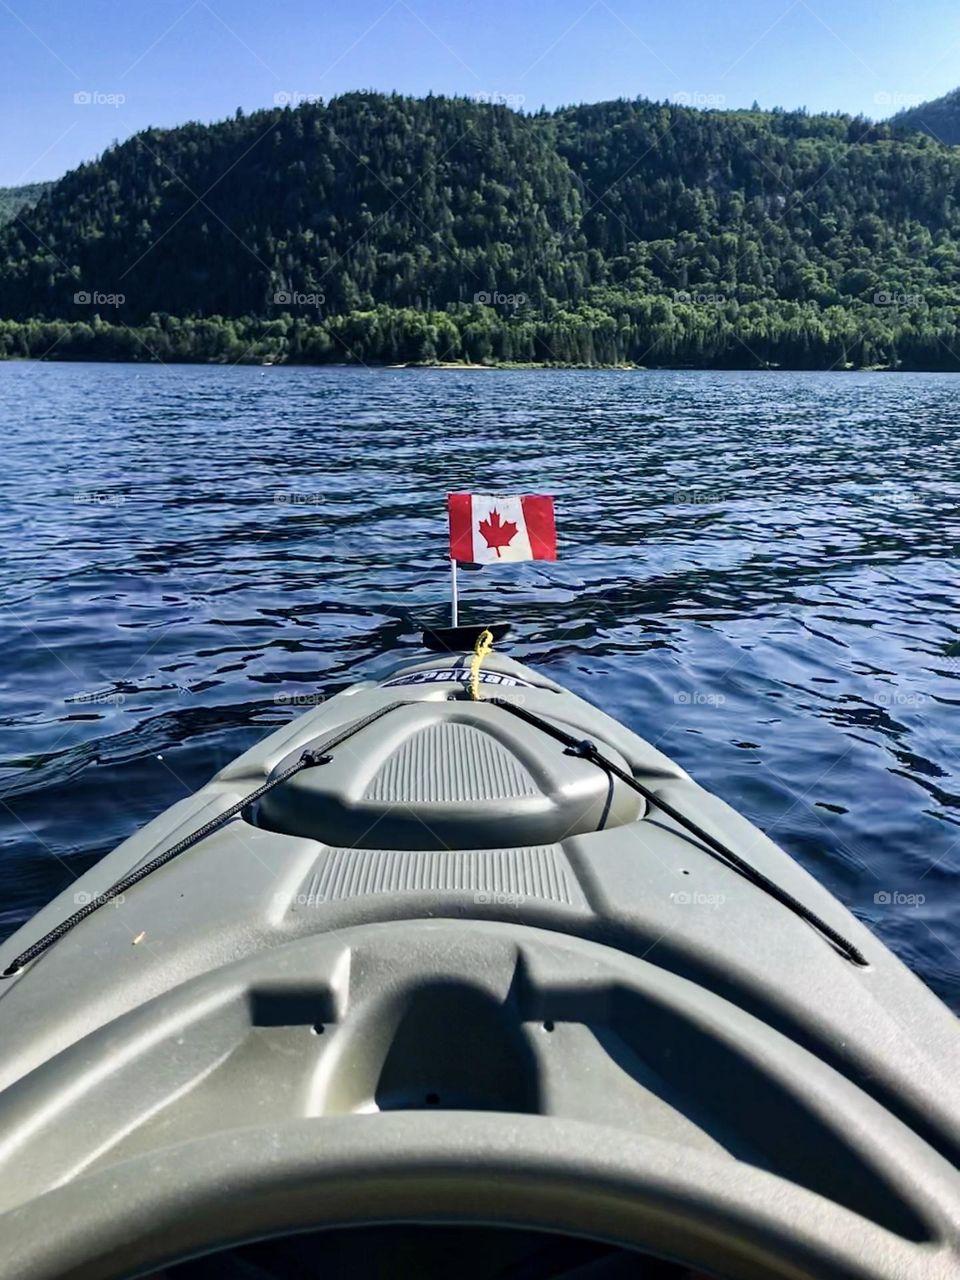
[0,633,958,1280]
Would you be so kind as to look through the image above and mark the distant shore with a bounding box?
[385,360,643,371]
[0,352,919,372]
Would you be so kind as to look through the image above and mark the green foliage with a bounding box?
[2,93,960,369]
[0,182,53,227]
[893,89,960,146]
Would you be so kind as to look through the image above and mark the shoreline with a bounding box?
[0,354,920,372]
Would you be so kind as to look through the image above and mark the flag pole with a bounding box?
[450,556,459,626]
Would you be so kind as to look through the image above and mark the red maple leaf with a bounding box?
[478,508,518,557]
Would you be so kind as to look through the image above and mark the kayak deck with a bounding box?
[0,651,958,1279]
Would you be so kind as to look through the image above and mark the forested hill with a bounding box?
[0,183,53,228]
[4,92,960,369]
[893,89,960,146]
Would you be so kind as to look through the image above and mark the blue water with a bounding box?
[0,364,957,1008]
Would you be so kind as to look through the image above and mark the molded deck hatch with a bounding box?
[257,704,644,850]
[363,722,539,803]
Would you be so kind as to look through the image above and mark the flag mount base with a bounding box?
[422,623,512,654]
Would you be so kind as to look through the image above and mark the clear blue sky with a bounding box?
[2,0,959,185]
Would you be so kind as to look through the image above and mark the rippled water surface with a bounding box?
[1,364,958,1007]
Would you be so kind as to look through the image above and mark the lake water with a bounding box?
[0,363,957,1008]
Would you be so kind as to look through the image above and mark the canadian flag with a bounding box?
[448,493,557,565]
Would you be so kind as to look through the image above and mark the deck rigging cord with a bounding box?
[489,697,869,968]
[1,701,409,978]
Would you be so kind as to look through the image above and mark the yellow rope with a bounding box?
[469,628,494,701]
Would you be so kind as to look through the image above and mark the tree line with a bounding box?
[4,302,960,370]
[1,93,959,369]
